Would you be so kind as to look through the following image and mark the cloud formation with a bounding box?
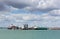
[0,0,60,12]
[0,10,60,27]
[0,0,60,27]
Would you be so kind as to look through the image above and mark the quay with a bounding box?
[7,24,48,30]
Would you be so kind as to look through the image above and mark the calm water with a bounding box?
[0,30,60,39]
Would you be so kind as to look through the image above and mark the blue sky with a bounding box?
[0,0,60,27]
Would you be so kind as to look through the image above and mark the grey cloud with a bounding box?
[4,0,29,9]
[0,2,11,11]
[0,3,7,11]
[0,0,60,12]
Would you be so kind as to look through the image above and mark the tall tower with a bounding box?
[24,24,28,30]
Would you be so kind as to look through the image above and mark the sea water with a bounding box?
[0,29,60,39]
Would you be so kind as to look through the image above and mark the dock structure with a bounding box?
[8,24,19,30]
[49,27,60,30]
[7,24,48,30]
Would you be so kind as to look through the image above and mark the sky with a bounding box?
[0,0,60,27]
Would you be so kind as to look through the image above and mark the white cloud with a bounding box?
[49,10,60,16]
[0,11,60,27]
[0,0,60,27]
[23,0,60,12]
